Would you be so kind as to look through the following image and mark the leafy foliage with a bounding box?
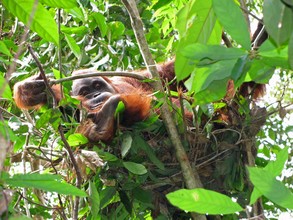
[0,0,292,219]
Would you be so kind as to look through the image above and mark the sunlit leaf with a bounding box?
[67,133,88,147]
[61,25,88,35]
[64,33,81,58]
[248,167,293,209]
[166,188,243,214]
[40,0,77,8]
[108,21,125,40]
[0,41,12,57]
[265,146,289,176]
[175,0,217,80]
[2,0,59,45]
[0,75,12,100]
[91,12,108,37]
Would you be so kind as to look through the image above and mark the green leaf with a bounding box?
[121,133,133,158]
[181,43,247,62]
[67,133,88,147]
[89,181,100,218]
[66,7,85,23]
[36,109,62,129]
[265,146,289,176]
[248,167,293,209]
[259,40,289,69]
[133,187,152,203]
[166,188,243,214]
[2,0,59,46]
[250,187,262,205]
[4,173,87,197]
[40,0,77,8]
[115,101,125,117]
[133,134,165,170]
[0,75,12,100]
[244,60,275,84]
[91,12,108,37]
[123,162,147,175]
[263,0,293,46]
[289,32,293,69]
[0,41,12,57]
[212,0,251,50]
[232,55,251,86]
[108,21,125,40]
[250,147,288,206]
[184,59,236,104]
[64,33,81,58]
[175,0,217,80]
[61,25,88,35]
[118,190,132,214]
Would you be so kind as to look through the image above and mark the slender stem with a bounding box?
[28,45,82,220]
[50,71,147,85]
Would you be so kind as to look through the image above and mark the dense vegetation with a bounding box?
[0,0,292,219]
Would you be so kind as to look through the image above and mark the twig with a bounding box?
[22,135,31,218]
[239,0,251,33]
[239,6,262,22]
[121,0,205,219]
[28,45,58,108]
[50,71,147,85]
[28,45,82,220]
[222,32,233,48]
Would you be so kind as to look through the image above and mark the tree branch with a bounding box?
[28,45,82,220]
[121,0,205,219]
[50,71,147,85]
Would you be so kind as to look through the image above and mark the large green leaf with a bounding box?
[184,59,236,104]
[212,0,251,50]
[4,173,87,197]
[250,147,289,204]
[166,188,243,214]
[265,146,289,176]
[175,0,218,80]
[258,40,289,69]
[40,0,77,8]
[263,0,293,46]
[248,167,293,209]
[244,60,275,84]
[2,0,59,46]
[181,43,247,62]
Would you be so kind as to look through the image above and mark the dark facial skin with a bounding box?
[72,77,117,110]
